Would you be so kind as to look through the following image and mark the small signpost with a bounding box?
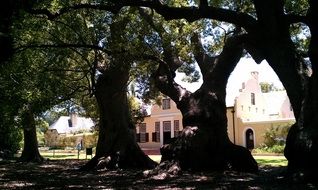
[76,142,82,159]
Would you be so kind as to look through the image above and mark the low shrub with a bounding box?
[254,124,291,154]
[254,144,285,154]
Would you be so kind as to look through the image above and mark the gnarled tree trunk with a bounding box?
[250,0,318,181]
[81,66,157,170]
[81,15,157,170]
[146,34,258,177]
[18,106,43,163]
[283,0,318,181]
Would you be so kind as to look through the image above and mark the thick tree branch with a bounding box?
[138,8,183,72]
[212,35,245,82]
[15,43,106,53]
[28,1,257,33]
[286,14,308,25]
[191,32,245,88]
[199,0,209,9]
[153,61,191,104]
[26,3,120,20]
[128,1,257,32]
[190,33,215,78]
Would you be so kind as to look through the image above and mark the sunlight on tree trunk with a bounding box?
[18,106,43,163]
[81,66,156,171]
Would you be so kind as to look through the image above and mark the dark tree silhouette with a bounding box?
[146,33,258,177]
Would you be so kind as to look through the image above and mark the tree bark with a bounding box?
[0,1,15,64]
[252,0,318,181]
[283,0,318,181]
[81,66,157,170]
[252,0,303,117]
[147,34,258,177]
[18,106,44,163]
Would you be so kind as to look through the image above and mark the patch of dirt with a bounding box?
[0,159,317,189]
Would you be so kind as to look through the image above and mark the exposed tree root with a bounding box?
[17,153,44,163]
[143,126,258,179]
[80,149,157,171]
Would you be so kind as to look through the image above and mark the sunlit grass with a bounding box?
[253,155,287,166]
[38,150,288,167]
[149,155,288,166]
[40,150,94,160]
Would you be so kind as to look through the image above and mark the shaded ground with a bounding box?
[0,159,317,189]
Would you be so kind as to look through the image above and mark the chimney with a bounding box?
[251,71,259,81]
[70,113,78,128]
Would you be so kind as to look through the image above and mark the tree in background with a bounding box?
[259,82,275,93]
[0,1,37,158]
[0,86,22,158]
[4,3,97,162]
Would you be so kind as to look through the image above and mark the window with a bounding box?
[139,123,148,143]
[174,120,180,137]
[139,123,146,132]
[163,121,171,132]
[152,122,160,142]
[248,106,251,112]
[255,107,258,113]
[242,82,245,89]
[241,105,244,111]
[68,119,72,127]
[251,93,255,105]
[162,98,171,110]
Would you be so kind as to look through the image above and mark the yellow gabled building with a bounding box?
[136,71,295,151]
[136,98,182,150]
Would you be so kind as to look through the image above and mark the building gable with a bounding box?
[49,114,94,134]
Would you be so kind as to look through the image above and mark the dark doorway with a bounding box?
[245,128,254,150]
[163,121,171,144]
[163,132,171,144]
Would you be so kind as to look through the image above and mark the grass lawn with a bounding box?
[253,155,287,166]
[39,149,94,160]
[39,150,287,167]
[148,155,287,166]
[148,155,161,163]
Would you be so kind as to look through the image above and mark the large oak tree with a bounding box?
[16,4,158,168]
[137,9,257,176]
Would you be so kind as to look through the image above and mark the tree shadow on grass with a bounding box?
[0,160,317,189]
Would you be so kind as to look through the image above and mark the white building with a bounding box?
[48,113,94,134]
[45,113,95,147]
